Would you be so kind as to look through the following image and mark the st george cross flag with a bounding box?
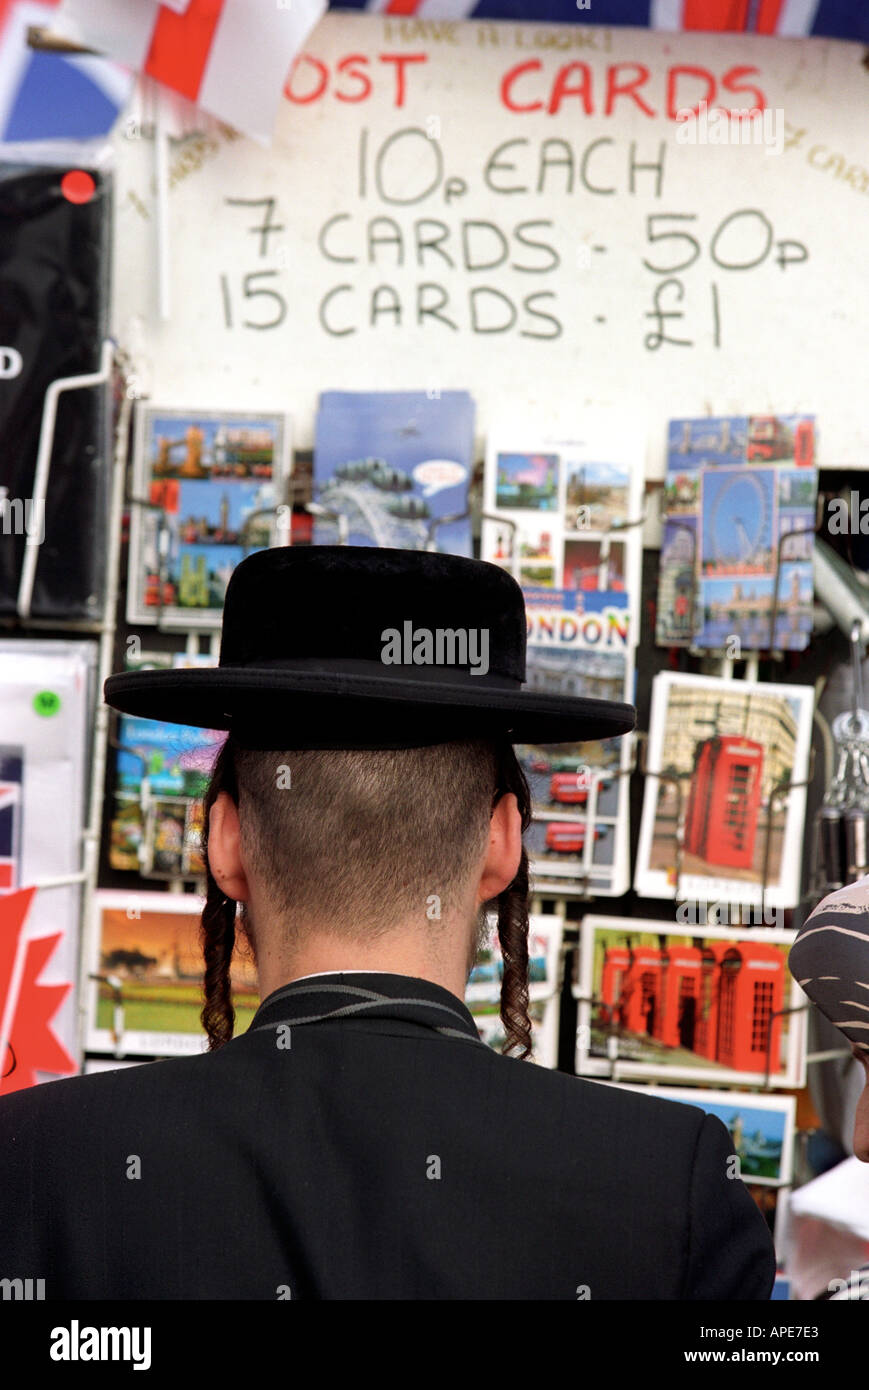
[338,0,869,43]
[53,0,327,145]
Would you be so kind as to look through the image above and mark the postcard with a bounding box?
[313,391,474,555]
[563,538,626,593]
[470,997,559,1068]
[109,652,224,879]
[603,1083,797,1187]
[746,415,815,468]
[526,815,616,875]
[565,455,633,532]
[0,641,98,1087]
[128,407,292,628]
[667,416,750,470]
[634,672,814,908]
[519,589,635,896]
[700,466,777,578]
[466,913,564,1005]
[519,560,557,588]
[465,913,562,1066]
[495,451,559,512]
[696,464,816,651]
[86,891,258,1058]
[482,420,644,606]
[575,916,807,1088]
[657,414,816,652]
[655,517,698,645]
[668,415,815,474]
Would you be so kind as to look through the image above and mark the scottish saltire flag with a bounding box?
[0,0,131,141]
[335,0,869,43]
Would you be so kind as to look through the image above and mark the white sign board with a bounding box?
[111,12,869,473]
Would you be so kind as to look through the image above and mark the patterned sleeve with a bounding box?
[789,874,869,1057]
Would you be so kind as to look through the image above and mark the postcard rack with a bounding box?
[0,343,132,1074]
[809,628,869,897]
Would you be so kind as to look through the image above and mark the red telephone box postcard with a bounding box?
[576,916,806,1089]
[635,672,814,909]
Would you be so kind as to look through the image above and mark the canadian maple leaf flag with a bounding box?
[52,0,326,144]
[0,887,77,1097]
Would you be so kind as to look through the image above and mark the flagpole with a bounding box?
[154,91,171,321]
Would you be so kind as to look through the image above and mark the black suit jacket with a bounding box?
[0,972,775,1299]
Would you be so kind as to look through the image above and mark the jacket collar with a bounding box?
[248,971,484,1045]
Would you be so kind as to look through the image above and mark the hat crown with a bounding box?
[218,546,526,681]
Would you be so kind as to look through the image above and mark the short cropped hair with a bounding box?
[233,740,499,936]
[200,735,533,1058]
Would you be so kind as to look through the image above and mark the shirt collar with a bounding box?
[289,970,410,983]
[248,971,483,1044]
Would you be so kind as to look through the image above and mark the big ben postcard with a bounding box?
[128,407,292,628]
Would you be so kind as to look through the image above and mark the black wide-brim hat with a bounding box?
[104,547,636,748]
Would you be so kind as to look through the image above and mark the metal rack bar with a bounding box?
[16,339,115,622]
[425,508,472,553]
[306,501,348,544]
[638,737,691,907]
[759,756,816,923]
[764,1002,810,1090]
[25,24,97,55]
[766,520,818,655]
[73,349,134,1063]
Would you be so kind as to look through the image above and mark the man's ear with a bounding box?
[477,792,522,904]
[207,791,251,903]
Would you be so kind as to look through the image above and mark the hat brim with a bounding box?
[103,666,636,748]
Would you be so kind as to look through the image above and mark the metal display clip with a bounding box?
[16,339,115,623]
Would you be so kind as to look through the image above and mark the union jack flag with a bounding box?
[0,0,132,140]
[335,0,869,42]
[2,0,865,146]
[0,748,23,894]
